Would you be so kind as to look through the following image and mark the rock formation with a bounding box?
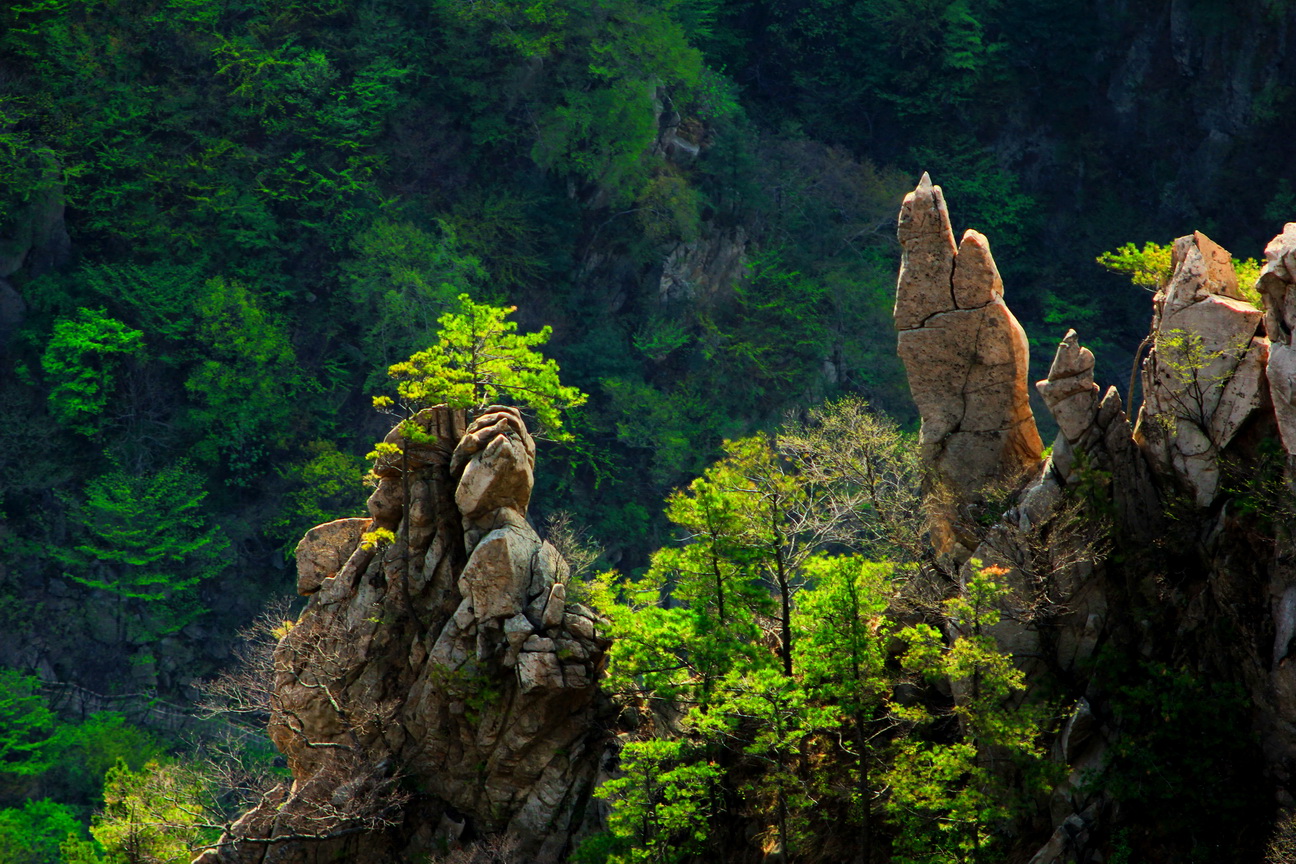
[894,173,1042,552]
[1134,231,1268,505]
[1260,223,1296,457]
[199,406,611,863]
[898,182,1296,862]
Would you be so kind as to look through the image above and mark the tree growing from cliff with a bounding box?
[374,293,587,439]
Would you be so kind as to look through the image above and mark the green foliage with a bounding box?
[91,760,219,864]
[0,671,55,777]
[45,713,164,807]
[1096,242,1174,290]
[380,294,587,438]
[1098,658,1264,861]
[908,142,1035,247]
[185,277,300,476]
[690,668,822,858]
[0,798,89,864]
[61,462,228,641]
[40,310,143,437]
[271,440,368,553]
[1098,241,1264,305]
[795,556,893,716]
[579,739,720,864]
[343,219,487,380]
[700,253,829,409]
[884,565,1050,864]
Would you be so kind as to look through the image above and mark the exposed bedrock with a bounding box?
[198,406,612,864]
[896,181,1296,862]
[894,173,1042,553]
[1135,231,1269,506]
[1260,223,1296,458]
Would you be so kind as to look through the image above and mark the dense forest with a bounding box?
[2,0,1296,861]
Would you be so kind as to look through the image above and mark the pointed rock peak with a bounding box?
[894,173,958,330]
[1166,231,1240,310]
[898,173,954,246]
[1046,328,1096,380]
[953,229,1003,309]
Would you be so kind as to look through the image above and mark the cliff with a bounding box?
[198,406,613,863]
[898,176,1296,862]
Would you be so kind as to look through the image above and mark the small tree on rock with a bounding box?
[374,293,586,439]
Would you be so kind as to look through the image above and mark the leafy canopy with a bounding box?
[378,294,587,438]
[40,308,143,437]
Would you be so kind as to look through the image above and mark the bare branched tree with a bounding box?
[180,599,410,859]
[197,596,298,724]
[426,834,525,864]
[777,396,930,565]
[543,508,603,589]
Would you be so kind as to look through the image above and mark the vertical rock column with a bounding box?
[894,173,1042,551]
[1136,231,1267,506]
[1260,223,1296,458]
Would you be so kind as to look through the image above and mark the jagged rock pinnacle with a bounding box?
[894,174,1042,552]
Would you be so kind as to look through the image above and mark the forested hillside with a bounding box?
[2,0,1296,861]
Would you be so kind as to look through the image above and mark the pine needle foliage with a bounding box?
[377,294,587,438]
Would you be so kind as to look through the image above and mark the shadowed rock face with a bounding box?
[199,406,611,864]
[894,173,1042,552]
[900,198,1296,862]
[1260,223,1296,456]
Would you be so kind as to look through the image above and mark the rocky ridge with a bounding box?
[199,406,612,863]
[897,175,1296,862]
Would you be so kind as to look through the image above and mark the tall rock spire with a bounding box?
[894,174,1042,551]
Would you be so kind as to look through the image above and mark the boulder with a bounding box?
[294,518,369,595]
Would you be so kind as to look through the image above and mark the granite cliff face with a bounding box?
[897,176,1296,862]
[200,406,612,863]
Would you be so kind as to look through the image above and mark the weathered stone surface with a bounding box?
[1038,330,1101,445]
[454,406,536,522]
[203,406,609,864]
[894,172,957,331]
[458,526,536,621]
[895,176,1041,524]
[294,518,369,595]
[1272,344,1296,455]
[1261,224,1296,455]
[952,229,1003,309]
[541,582,567,630]
[658,225,748,304]
[1137,231,1267,505]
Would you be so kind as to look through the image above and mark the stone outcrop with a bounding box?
[199,406,611,864]
[1134,231,1268,505]
[896,188,1296,863]
[1260,223,1296,456]
[894,173,1042,551]
[1035,330,1160,536]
